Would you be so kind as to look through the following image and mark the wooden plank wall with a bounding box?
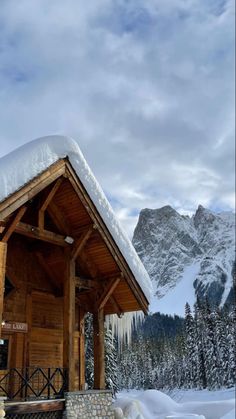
[2,235,86,391]
[30,327,63,367]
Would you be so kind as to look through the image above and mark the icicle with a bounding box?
[105,311,144,349]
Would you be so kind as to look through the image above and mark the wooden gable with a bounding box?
[0,158,148,316]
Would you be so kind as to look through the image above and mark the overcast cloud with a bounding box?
[0,0,234,236]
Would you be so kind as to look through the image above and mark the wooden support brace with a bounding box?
[38,178,63,230]
[110,295,123,318]
[0,241,7,337]
[1,206,27,242]
[96,277,121,310]
[71,226,94,261]
[93,308,105,389]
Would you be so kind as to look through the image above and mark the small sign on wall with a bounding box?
[2,322,28,333]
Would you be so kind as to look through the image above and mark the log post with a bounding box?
[25,292,32,367]
[63,255,76,391]
[93,308,105,389]
[0,241,7,338]
[78,306,85,390]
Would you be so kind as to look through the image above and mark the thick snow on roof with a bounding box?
[0,135,152,303]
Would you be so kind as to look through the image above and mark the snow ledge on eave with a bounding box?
[0,135,152,303]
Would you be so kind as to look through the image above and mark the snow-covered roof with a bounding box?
[0,135,152,303]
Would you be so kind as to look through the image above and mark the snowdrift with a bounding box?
[113,389,235,419]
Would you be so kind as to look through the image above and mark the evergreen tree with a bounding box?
[184,302,198,388]
[214,308,228,387]
[225,308,236,386]
[85,313,94,388]
[194,300,207,389]
[116,305,235,391]
[203,303,221,389]
[105,326,119,393]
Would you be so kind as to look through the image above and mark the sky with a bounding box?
[0,0,235,237]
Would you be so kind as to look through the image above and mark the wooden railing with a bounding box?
[0,367,68,400]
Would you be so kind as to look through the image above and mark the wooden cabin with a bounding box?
[0,136,150,404]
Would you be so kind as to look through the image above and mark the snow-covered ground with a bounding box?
[113,388,235,419]
[150,262,201,316]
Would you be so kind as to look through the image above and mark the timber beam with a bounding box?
[0,242,7,337]
[75,276,100,290]
[63,256,76,391]
[0,206,27,242]
[96,277,121,310]
[15,222,69,247]
[109,295,123,318]
[71,226,94,261]
[38,178,63,230]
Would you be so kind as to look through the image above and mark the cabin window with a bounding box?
[4,276,15,297]
[0,339,9,369]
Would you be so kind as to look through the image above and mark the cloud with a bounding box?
[0,0,234,236]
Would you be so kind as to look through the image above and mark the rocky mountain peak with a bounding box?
[132,205,235,310]
[193,204,216,229]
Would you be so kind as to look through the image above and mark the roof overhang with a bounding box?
[0,158,149,314]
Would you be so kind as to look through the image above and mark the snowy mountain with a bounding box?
[132,205,235,312]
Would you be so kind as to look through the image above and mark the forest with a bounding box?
[85,301,236,393]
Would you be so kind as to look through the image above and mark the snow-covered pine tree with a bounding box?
[184,302,198,388]
[105,325,119,393]
[225,307,236,387]
[204,302,221,389]
[85,313,94,388]
[194,300,207,389]
[214,308,228,387]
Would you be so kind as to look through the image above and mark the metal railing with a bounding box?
[0,367,68,400]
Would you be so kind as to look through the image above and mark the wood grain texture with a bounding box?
[63,255,75,390]
[1,206,27,242]
[38,178,63,230]
[15,222,68,247]
[5,400,64,414]
[0,241,7,336]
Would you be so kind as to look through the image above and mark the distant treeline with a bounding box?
[117,302,236,390]
[84,302,235,392]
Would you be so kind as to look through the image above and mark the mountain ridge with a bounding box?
[132,205,235,311]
